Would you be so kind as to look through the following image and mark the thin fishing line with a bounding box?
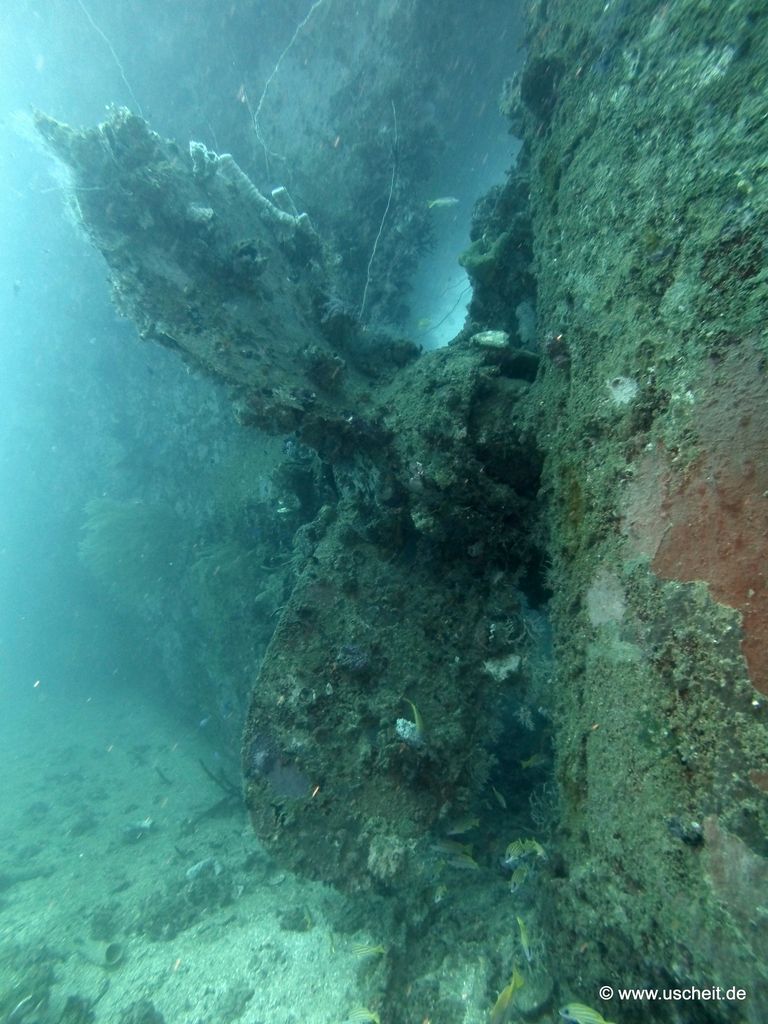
[360,99,398,323]
[75,0,143,116]
[253,0,327,173]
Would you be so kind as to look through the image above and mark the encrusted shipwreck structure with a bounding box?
[512,0,768,1018]
[36,106,542,897]
[38,0,768,1013]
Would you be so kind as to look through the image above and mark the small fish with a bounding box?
[427,196,459,209]
[432,838,473,856]
[403,698,425,741]
[559,1003,616,1024]
[502,848,520,870]
[502,838,547,869]
[344,1009,381,1024]
[445,814,480,835]
[433,883,448,904]
[516,915,533,964]
[491,786,508,809]
[489,965,525,1024]
[447,851,480,871]
[351,942,386,959]
[508,864,529,893]
[501,840,527,868]
[529,838,546,859]
[416,317,432,330]
[519,752,548,770]
[121,816,155,844]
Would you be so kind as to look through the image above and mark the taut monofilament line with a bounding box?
[359,99,398,324]
[75,0,143,116]
[252,0,328,177]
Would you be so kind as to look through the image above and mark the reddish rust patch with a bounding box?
[623,345,768,694]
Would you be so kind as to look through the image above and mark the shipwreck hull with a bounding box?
[514,0,768,1014]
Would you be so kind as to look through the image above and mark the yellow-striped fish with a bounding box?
[502,838,546,868]
[508,864,529,893]
[344,1009,381,1024]
[351,942,386,959]
[530,838,546,859]
[502,840,525,868]
[489,965,524,1024]
[559,1003,616,1024]
[491,786,508,809]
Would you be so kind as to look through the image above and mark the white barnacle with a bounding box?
[606,375,638,406]
[395,717,423,748]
